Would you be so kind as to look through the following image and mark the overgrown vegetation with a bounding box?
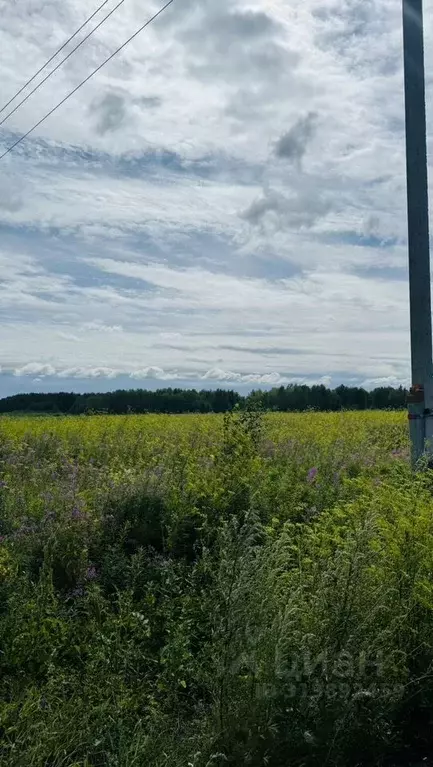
[0,410,432,766]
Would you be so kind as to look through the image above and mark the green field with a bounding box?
[1,410,432,766]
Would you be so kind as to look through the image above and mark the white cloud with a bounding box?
[360,375,410,390]
[130,367,173,380]
[0,362,338,389]
[14,363,56,377]
[202,369,283,385]
[56,366,118,379]
[160,332,182,341]
[202,368,241,382]
[86,367,118,379]
[56,368,88,379]
[82,321,123,334]
[57,332,79,341]
[0,0,424,392]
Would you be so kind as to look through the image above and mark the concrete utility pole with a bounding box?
[402,0,433,466]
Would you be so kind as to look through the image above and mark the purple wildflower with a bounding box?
[307,467,318,483]
[70,586,85,598]
[0,481,7,489]
[391,449,404,459]
[16,524,35,537]
[86,565,98,581]
[71,506,83,520]
[262,440,276,458]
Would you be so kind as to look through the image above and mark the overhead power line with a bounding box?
[0,0,175,162]
[0,0,126,129]
[0,0,113,117]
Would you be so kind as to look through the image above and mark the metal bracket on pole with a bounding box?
[407,385,428,466]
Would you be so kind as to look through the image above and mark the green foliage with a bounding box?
[0,383,409,416]
[0,410,432,765]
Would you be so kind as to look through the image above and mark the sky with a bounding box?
[0,0,431,397]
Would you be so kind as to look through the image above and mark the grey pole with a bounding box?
[402,0,433,466]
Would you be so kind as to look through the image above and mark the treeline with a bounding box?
[0,383,408,415]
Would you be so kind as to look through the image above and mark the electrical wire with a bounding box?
[0,0,176,162]
[0,0,114,117]
[0,0,126,129]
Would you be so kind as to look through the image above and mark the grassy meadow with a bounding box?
[1,409,433,766]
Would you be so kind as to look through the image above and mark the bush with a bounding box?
[1,410,432,766]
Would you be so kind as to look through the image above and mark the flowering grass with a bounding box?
[0,409,432,766]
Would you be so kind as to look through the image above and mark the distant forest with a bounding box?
[0,383,408,415]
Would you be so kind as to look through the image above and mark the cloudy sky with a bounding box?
[0,0,429,396]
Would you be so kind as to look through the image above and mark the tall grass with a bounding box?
[0,410,432,765]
